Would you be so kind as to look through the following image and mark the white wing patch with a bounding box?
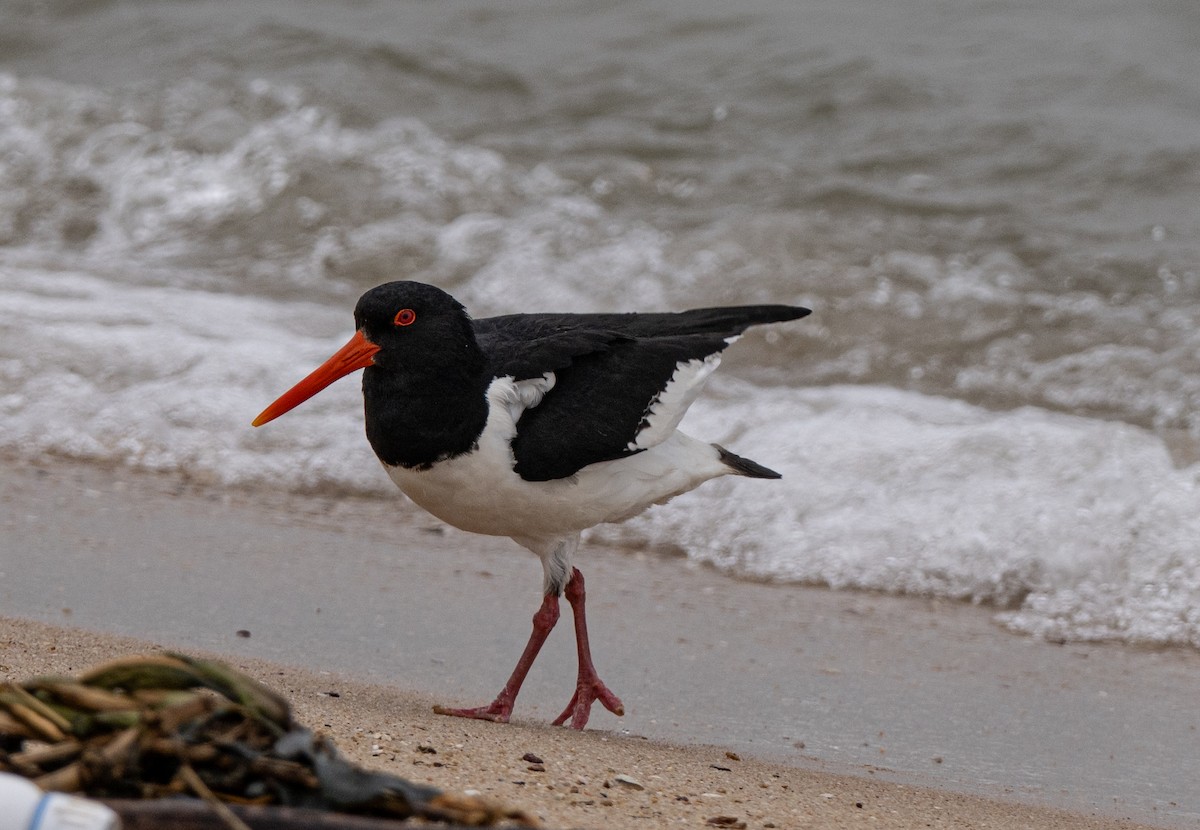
[498,372,556,423]
[627,348,729,451]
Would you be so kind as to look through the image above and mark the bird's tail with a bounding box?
[715,444,781,479]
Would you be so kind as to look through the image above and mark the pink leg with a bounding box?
[433,591,560,723]
[552,568,625,730]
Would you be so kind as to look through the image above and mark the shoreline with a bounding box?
[1,453,1193,828]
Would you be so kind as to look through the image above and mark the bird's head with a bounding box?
[252,281,476,427]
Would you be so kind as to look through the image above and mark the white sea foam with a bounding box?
[4,269,1198,648]
[4,68,1198,444]
[0,269,386,493]
[0,72,684,314]
[3,63,1199,653]
[599,382,1200,648]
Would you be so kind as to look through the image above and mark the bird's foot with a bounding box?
[433,699,514,724]
[551,675,624,730]
[433,591,562,726]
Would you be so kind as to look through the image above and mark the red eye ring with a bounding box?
[394,308,416,327]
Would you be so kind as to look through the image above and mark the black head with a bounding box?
[354,281,490,466]
[353,281,482,379]
[252,280,486,428]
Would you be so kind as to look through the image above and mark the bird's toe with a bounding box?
[552,679,624,730]
[433,702,513,724]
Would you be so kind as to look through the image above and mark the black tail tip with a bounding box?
[715,444,782,479]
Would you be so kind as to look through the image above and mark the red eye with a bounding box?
[394,308,416,327]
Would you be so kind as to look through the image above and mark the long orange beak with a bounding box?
[252,330,381,427]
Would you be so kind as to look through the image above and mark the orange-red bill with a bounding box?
[252,330,381,427]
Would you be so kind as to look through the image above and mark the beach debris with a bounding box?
[0,653,537,827]
[0,771,120,830]
[705,817,746,829]
[611,774,643,790]
[520,753,542,765]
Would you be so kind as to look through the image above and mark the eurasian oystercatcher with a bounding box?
[253,281,810,729]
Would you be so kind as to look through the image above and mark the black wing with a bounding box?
[473,305,810,482]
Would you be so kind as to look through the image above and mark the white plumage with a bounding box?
[385,374,730,593]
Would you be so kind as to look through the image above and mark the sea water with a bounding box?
[2,0,1198,647]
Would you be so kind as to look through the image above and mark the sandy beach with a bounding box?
[0,618,1160,830]
[0,454,1189,829]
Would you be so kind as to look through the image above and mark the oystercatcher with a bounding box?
[253,281,810,729]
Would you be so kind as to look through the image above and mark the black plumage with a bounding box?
[353,282,810,480]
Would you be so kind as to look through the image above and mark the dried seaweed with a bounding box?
[0,654,534,827]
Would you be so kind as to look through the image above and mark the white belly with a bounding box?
[383,377,728,543]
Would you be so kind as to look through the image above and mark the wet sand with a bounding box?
[0,454,1192,828]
